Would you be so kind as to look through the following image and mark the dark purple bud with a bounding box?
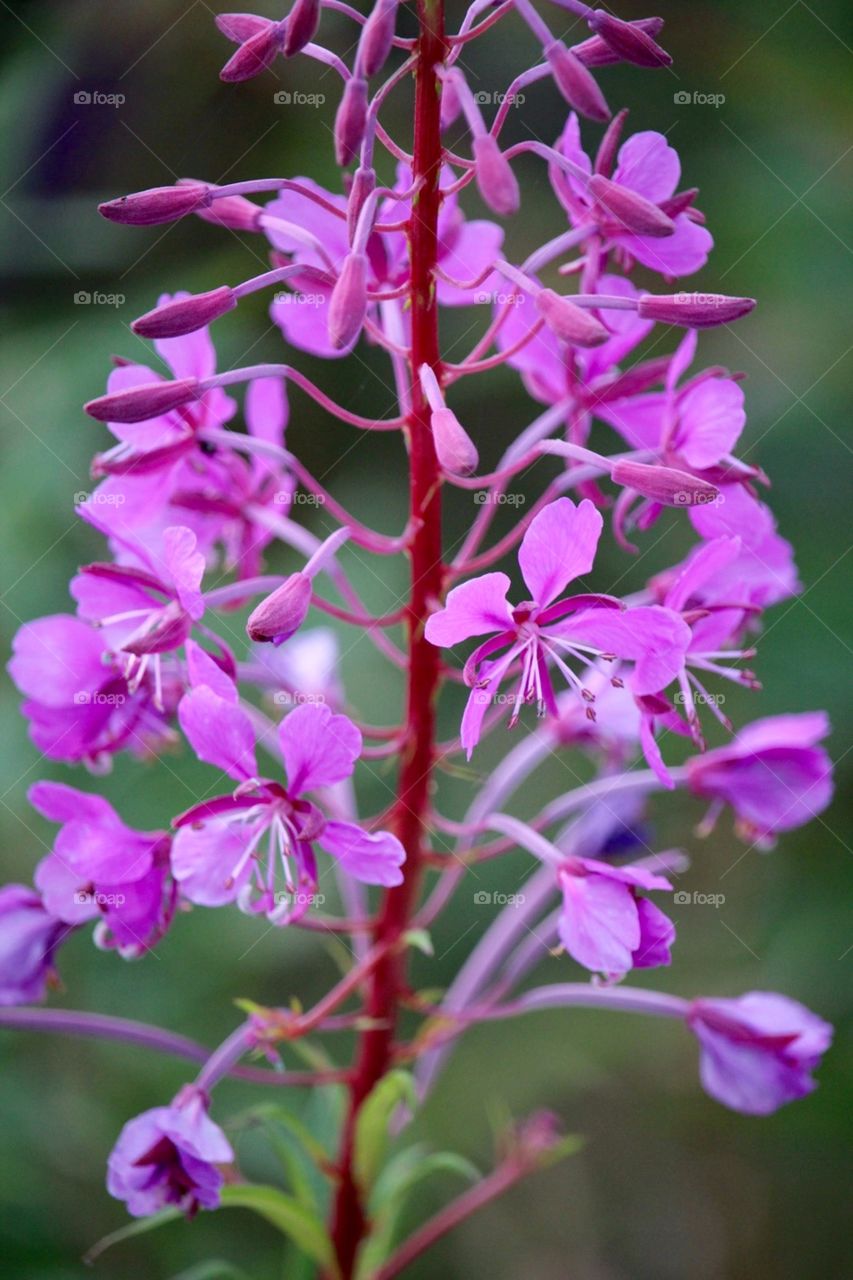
[431,407,479,476]
[328,252,368,349]
[472,134,520,217]
[85,378,200,424]
[220,23,282,82]
[216,12,272,43]
[247,573,312,644]
[99,182,209,227]
[658,187,700,220]
[347,165,377,241]
[284,0,321,57]
[335,78,368,166]
[359,0,399,79]
[132,288,237,339]
[588,174,675,237]
[612,460,719,507]
[594,108,629,178]
[545,40,610,122]
[536,289,609,347]
[638,292,757,328]
[587,12,671,67]
[572,18,665,68]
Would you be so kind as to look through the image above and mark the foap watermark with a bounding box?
[273,690,327,707]
[73,691,126,706]
[474,890,526,908]
[273,890,327,908]
[74,291,125,308]
[673,488,722,506]
[74,890,126,907]
[274,291,326,307]
[474,289,524,307]
[273,491,326,507]
[74,490,126,507]
[74,89,126,108]
[675,690,726,707]
[474,491,526,506]
[472,90,525,107]
[674,890,726,908]
[674,90,725,108]
[273,90,326,107]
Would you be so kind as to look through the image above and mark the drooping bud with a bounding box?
[611,460,719,507]
[216,13,271,42]
[328,252,368,349]
[85,379,200,424]
[544,40,610,122]
[247,572,312,644]
[594,108,629,178]
[587,12,671,67]
[535,289,609,347]
[335,77,368,166]
[99,182,209,227]
[587,174,675,237]
[432,407,479,476]
[220,22,283,82]
[191,190,262,231]
[472,134,520,217]
[284,0,321,57]
[638,292,757,328]
[358,0,399,79]
[347,166,377,241]
[572,18,665,68]
[132,288,237,339]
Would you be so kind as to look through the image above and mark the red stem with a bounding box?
[327,5,447,1275]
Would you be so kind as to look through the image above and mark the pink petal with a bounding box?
[178,687,257,781]
[436,219,504,307]
[559,872,639,974]
[278,702,361,794]
[163,526,205,620]
[518,498,602,606]
[185,639,238,703]
[624,216,713,278]
[28,780,116,826]
[664,536,742,612]
[424,573,512,647]
[555,604,690,695]
[677,377,745,469]
[172,821,253,906]
[613,131,680,204]
[9,615,108,708]
[318,820,405,886]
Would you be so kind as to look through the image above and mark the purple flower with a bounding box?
[689,481,800,609]
[424,497,690,756]
[172,653,404,920]
[686,711,833,842]
[551,114,713,277]
[30,782,174,956]
[0,885,67,1005]
[107,1088,233,1217]
[687,992,833,1114]
[558,855,674,978]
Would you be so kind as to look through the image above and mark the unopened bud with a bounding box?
[284,0,321,57]
[440,72,462,131]
[132,288,237,339]
[335,77,368,166]
[216,13,271,42]
[220,23,282,82]
[638,292,756,328]
[588,173,675,238]
[359,0,399,79]
[99,182,209,227]
[246,573,312,644]
[328,252,368,349]
[587,12,671,67]
[545,40,610,122]
[612,460,719,507]
[472,134,520,217]
[431,407,479,476]
[347,166,377,241]
[594,108,629,178]
[535,289,609,347]
[192,191,262,231]
[572,18,665,68]
[85,379,200,424]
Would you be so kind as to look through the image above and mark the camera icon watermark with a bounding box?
[273,890,326,907]
[473,890,526,907]
[73,690,126,706]
[273,490,326,506]
[674,90,725,108]
[74,890,126,907]
[73,89,126,108]
[472,90,525,107]
[673,890,726,908]
[473,491,526,506]
[74,490,126,507]
[273,91,326,107]
[273,690,327,707]
[73,291,125,308]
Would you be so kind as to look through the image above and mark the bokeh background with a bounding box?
[1,1,851,1276]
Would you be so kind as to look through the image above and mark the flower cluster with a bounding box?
[1,1,836,1274]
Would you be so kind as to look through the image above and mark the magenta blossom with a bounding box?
[172,648,404,920]
[551,113,713,277]
[107,1087,233,1217]
[559,854,674,978]
[425,498,690,756]
[688,992,833,1114]
[689,481,800,609]
[0,885,67,1005]
[686,712,833,843]
[30,782,174,956]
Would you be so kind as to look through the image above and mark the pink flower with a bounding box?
[0,885,67,1005]
[558,855,674,978]
[425,498,690,756]
[688,992,832,1114]
[686,711,833,842]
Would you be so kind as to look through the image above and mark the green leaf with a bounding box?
[84,1208,183,1263]
[536,1133,585,1169]
[233,1103,331,1211]
[353,1070,417,1196]
[402,928,434,957]
[219,1185,338,1277]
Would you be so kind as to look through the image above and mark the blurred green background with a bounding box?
[1,1,851,1276]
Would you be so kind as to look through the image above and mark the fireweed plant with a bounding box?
[1,1,837,1276]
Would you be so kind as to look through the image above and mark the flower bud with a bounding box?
[247,572,312,644]
[220,23,282,82]
[335,77,368,166]
[216,13,271,42]
[328,252,368,350]
[472,134,520,217]
[588,173,675,238]
[440,73,462,131]
[359,0,399,79]
[611,460,719,507]
[573,18,665,68]
[431,407,479,476]
[638,292,756,328]
[593,108,629,178]
[544,40,610,122]
[99,182,209,227]
[284,0,321,57]
[347,166,377,242]
[192,191,262,231]
[587,12,671,68]
[85,378,200,424]
[535,289,609,347]
[132,288,237,339]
